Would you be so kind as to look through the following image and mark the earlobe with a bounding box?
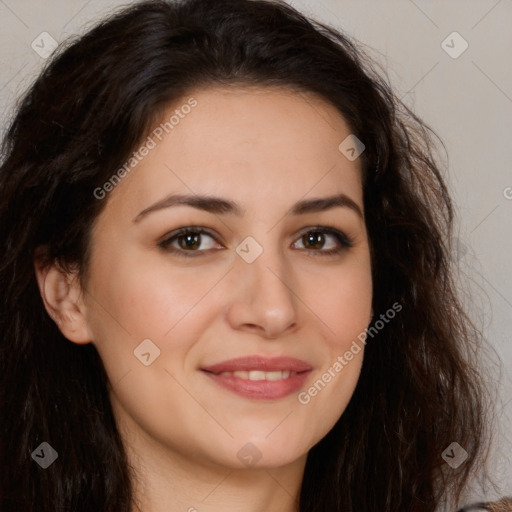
[34,260,93,344]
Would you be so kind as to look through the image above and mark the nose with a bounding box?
[225,244,299,339]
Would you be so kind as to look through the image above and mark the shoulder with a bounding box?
[457,497,512,512]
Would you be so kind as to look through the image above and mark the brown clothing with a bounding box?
[457,497,512,512]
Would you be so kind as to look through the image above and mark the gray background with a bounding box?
[0,0,510,504]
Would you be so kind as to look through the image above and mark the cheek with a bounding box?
[301,256,371,413]
[333,273,372,346]
[83,247,233,389]
[298,269,369,438]
[308,255,373,347]
[86,249,219,338]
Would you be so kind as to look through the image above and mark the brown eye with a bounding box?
[302,231,327,250]
[177,232,202,250]
[292,227,353,256]
[159,227,221,256]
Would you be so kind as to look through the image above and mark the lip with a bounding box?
[201,356,312,373]
[201,356,312,400]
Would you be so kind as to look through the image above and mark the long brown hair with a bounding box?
[0,1,491,510]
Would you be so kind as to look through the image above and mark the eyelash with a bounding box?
[158,225,354,258]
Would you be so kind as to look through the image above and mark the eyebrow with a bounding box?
[132,192,363,222]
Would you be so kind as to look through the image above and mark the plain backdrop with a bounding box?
[0,0,510,504]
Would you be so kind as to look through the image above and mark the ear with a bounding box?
[34,257,93,344]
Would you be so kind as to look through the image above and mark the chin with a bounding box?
[213,431,311,470]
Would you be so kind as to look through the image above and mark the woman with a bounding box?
[0,0,507,510]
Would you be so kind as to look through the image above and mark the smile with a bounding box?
[216,370,297,380]
[201,356,312,400]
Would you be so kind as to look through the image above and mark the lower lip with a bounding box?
[202,371,311,400]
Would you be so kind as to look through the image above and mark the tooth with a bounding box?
[232,371,249,379]
[216,370,297,380]
[248,370,266,381]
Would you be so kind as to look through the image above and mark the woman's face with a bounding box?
[80,86,372,470]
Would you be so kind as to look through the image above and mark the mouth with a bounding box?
[200,356,312,400]
[214,369,298,380]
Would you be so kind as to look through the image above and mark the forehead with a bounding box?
[101,86,364,221]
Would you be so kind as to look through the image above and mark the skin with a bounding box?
[35,86,373,512]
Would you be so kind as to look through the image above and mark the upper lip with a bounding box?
[201,356,312,374]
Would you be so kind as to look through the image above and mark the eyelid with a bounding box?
[158,225,219,244]
[158,226,222,254]
[292,225,354,254]
[158,225,354,257]
[294,225,353,245]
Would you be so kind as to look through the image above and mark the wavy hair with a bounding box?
[0,0,491,510]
